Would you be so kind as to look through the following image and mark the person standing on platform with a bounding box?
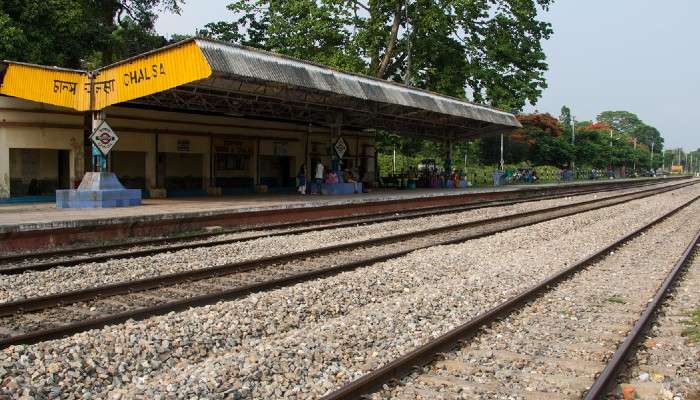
[297,164,307,194]
[315,161,324,194]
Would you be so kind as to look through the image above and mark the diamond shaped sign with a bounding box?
[334,137,348,159]
[90,121,119,156]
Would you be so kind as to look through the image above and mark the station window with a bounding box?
[111,151,146,190]
[215,154,249,171]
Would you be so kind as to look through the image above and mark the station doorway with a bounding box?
[259,155,294,191]
[9,149,70,197]
[111,151,146,190]
[213,138,254,194]
[158,152,204,195]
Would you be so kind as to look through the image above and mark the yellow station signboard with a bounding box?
[93,40,212,110]
[0,64,91,111]
[0,40,213,111]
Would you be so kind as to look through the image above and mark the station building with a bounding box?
[0,96,377,199]
[0,38,520,201]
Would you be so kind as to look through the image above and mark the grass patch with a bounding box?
[684,307,700,343]
[606,295,627,304]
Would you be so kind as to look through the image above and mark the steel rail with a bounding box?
[0,180,692,319]
[0,180,668,271]
[582,228,700,399]
[0,184,695,348]
[0,179,678,272]
[318,195,700,400]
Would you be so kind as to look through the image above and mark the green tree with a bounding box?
[596,111,643,135]
[530,134,571,166]
[202,0,554,111]
[559,105,572,134]
[0,0,183,68]
[201,0,364,72]
[573,129,608,168]
[85,0,184,65]
[0,0,91,67]
[596,110,663,153]
[630,124,663,152]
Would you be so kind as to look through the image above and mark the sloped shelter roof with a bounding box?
[0,38,520,140]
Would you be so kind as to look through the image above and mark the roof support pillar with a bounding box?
[328,113,343,172]
[305,124,311,182]
[500,132,505,171]
[445,139,453,173]
[82,113,92,177]
[91,110,107,173]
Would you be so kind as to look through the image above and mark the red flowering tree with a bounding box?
[484,113,570,166]
[515,113,564,138]
[582,122,611,131]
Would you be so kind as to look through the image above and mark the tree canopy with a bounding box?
[596,110,663,150]
[0,0,183,68]
[0,0,90,67]
[481,113,570,166]
[201,0,554,111]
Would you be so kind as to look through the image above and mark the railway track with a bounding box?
[0,180,695,349]
[0,178,682,274]
[584,231,699,399]
[611,240,700,399]
[319,193,700,400]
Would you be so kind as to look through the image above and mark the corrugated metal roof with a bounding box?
[194,38,520,129]
[0,38,521,134]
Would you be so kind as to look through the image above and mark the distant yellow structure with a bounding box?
[670,165,684,173]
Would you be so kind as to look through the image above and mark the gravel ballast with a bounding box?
[0,181,689,303]
[613,254,700,399]
[0,185,698,399]
[379,192,700,399]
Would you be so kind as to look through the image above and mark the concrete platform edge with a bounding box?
[0,177,682,235]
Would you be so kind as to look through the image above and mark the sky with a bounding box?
[156,0,700,151]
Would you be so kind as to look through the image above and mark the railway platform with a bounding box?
[0,177,684,251]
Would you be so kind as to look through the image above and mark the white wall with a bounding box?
[0,130,9,198]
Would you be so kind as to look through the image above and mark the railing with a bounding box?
[379,168,658,189]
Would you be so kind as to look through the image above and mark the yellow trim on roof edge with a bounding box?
[92,40,212,109]
[0,40,213,112]
[0,64,91,110]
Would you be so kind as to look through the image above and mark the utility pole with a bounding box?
[690,153,693,175]
[650,141,654,172]
[609,129,613,173]
[662,148,665,172]
[632,137,637,174]
[463,142,468,170]
[571,116,576,172]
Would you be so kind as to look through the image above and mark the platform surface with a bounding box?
[0,178,670,233]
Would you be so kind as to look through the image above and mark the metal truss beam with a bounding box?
[128,82,509,141]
